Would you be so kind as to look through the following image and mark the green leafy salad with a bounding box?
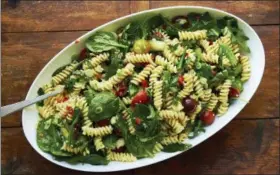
[36,12,251,165]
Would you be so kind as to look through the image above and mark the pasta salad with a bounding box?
[36,12,250,165]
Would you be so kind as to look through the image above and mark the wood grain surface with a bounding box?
[1,0,279,174]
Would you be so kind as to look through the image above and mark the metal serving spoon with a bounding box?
[0,88,63,118]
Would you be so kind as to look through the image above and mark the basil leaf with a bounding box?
[86,32,128,53]
[128,84,139,97]
[163,143,192,153]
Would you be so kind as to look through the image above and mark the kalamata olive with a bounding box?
[182,97,197,114]
[171,16,188,28]
[200,111,215,126]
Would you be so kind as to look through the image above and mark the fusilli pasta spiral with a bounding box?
[178,30,207,40]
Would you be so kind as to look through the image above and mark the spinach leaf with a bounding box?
[207,27,221,41]
[132,104,151,119]
[162,17,181,37]
[64,78,77,92]
[187,12,216,31]
[163,143,192,153]
[104,50,123,80]
[103,135,119,149]
[84,87,97,104]
[88,92,120,121]
[141,15,164,39]
[218,44,237,66]
[128,83,140,97]
[120,22,142,42]
[85,32,128,53]
[195,63,213,80]
[55,154,109,165]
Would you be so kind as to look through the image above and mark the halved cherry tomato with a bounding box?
[79,48,87,61]
[131,90,149,107]
[178,75,184,86]
[141,80,149,88]
[229,87,240,98]
[200,110,215,126]
[96,119,110,127]
[135,117,141,125]
[208,40,213,45]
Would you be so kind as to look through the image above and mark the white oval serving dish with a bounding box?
[22,6,265,172]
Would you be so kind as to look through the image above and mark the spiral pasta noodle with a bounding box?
[122,110,135,134]
[164,92,174,109]
[155,55,177,73]
[193,76,205,99]
[94,137,105,151]
[173,45,185,56]
[152,143,163,154]
[159,110,186,123]
[207,93,218,111]
[82,125,113,137]
[38,105,55,119]
[107,150,137,162]
[240,56,251,82]
[52,63,78,86]
[125,53,154,64]
[166,119,184,134]
[83,65,103,78]
[122,97,132,105]
[178,73,194,99]
[202,89,212,102]
[201,53,219,64]
[163,47,179,63]
[82,53,109,70]
[149,66,164,87]
[131,64,155,85]
[218,79,232,103]
[61,142,90,155]
[189,103,202,122]
[217,102,229,116]
[75,97,91,127]
[153,80,163,110]
[178,30,207,41]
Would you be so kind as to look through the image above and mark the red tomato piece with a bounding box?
[66,106,74,115]
[178,75,184,86]
[62,96,69,102]
[131,90,149,107]
[200,111,215,126]
[135,117,141,125]
[208,40,213,45]
[141,80,149,88]
[79,48,87,61]
[115,82,127,97]
[229,87,240,98]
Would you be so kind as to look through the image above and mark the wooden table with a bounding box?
[1,1,279,174]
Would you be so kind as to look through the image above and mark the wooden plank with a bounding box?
[1,1,279,33]
[1,119,279,174]
[130,1,150,13]
[150,1,279,25]
[1,1,131,32]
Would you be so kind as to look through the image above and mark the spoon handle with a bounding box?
[0,89,63,118]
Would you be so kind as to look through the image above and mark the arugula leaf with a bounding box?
[128,83,140,97]
[163,143,192,153]
[232,78,244,92]
[177,51,186,72]
[68,108,82,145]
[188,120,205,139]
[207,27,221,41]
[86,32,128,53]
[208,70,228,88]
[218,44,237,66]
[162,17,181,37]
[103,135,119,149]
[55,154,109,165]
[162,71,179,95]
[88,92,120,121]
